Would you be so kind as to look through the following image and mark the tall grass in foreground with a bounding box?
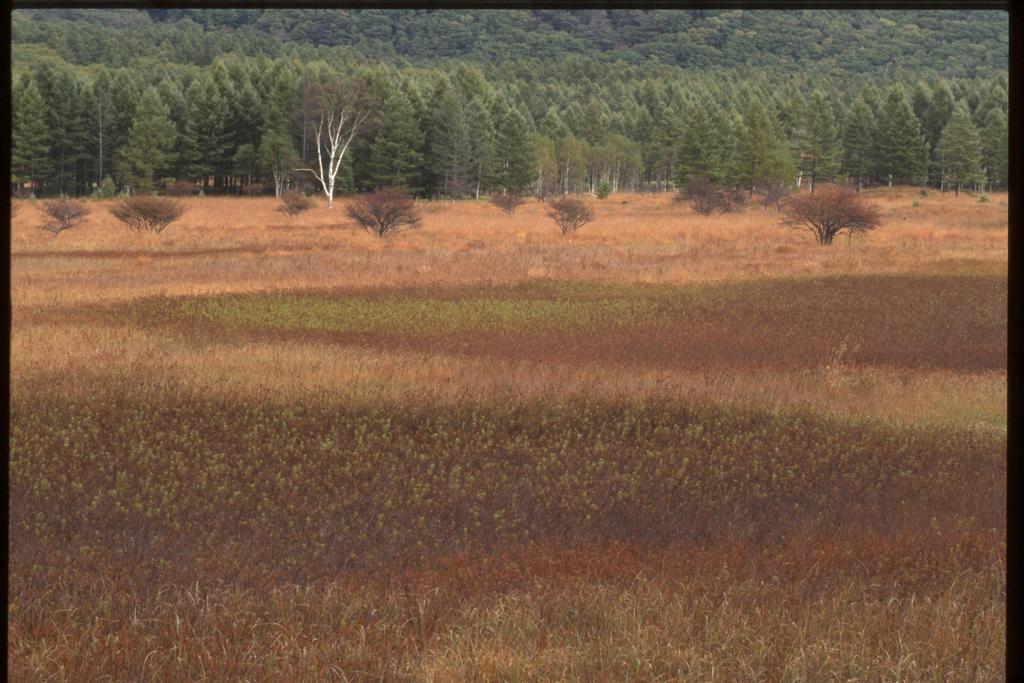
[11,392,1004,585]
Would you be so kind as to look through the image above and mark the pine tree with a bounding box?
[730,96,793,192]
[183,75,232,190]
[87,69,116,189]
[363,86,424,192]
[11,77,52,195]
[492,105,538,194]
[935,102,983,196]
[115,87,177,193]
[156,78,189,180]
[35,65,88,195]
[426,79,491,198]
[980,109,1008,191]
[921,82,955,185]
[877,86,929,186]
[798,90,842,192]
[673,99,727,187]
[841,97,876,191]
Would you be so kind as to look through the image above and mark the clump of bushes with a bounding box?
[676,178,743,216]
[755,180,791,211]
[546,195,594,236]
[109,195,185,234]
[277,189,315,217]
[345,188,422,237]
[491,192,525,215]
[38,197,90,235]
[163,180,198,197]
[978,193,990,203]
[780,185,881,245]
[595,181,612,199]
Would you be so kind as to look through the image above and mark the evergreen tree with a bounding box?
[115,86,177,193]
[798,90,842,191]
[183,74,232,190]
[877,86,929,186]
[730,96,793,192]
[841,96,876,191]
[492,105,538,194]
[673,99,727,186]
[935,102,983,195]
[156,78,189,180]
[35,65,88,195]
[87,69,116,189]
[980,108,1007,191]
[363,86,424,192]
[921,81,955,182]
[11,77,52,195]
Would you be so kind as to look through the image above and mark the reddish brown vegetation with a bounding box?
[491,192,525,215]
[346,187,422,237]
[276,189,315,217]
[110,195,186,234]
[39,197,90,235]
[546,195,594,235]
[782,185,882,244]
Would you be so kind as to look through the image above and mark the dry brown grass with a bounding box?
[8,187,1007,680]
[9,532,1004,681]
[10,188,1007,308]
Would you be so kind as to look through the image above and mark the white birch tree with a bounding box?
[295,79,369,208]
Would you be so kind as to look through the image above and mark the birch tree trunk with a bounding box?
[296,104,368,209]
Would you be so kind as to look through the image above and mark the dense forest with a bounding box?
[10,9,1009,198]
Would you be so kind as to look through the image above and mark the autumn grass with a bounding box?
[9,187,1007,307]
[8,187,1007,680]
[9,532,1004,681]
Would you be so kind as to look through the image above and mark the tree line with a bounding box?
[11,55,1008,201]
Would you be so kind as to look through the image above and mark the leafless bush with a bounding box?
[546,195,595,236]
[345,188,422,237]
[756,180,791,210]
[781,185,882,245]
[491,192,525,215]
[39,198,90,235]
[675,179,736,216]
[277,189,315,218]
[109,195,185,234]
[163,180,198,197]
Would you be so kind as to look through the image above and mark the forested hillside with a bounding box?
[10,9,1009,198]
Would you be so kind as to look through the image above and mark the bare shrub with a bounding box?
[491,192,525,215]
[163,180,198,197]
[39,198,90,235]
[345,188,422,237]
[676,179,734,216]
[781,185,881,245]
[546,195,594,236]
[110,195,185,234]
[756,180,791,211]
[277,189,316,218]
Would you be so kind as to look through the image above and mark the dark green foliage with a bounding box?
[362,85,425,193]
[672,99,728,187]
[114,87,177,193]
[798,91,843,191]
[935,103,984,195]
[876,87,930,186]
[841,97,876,191]
[11,77,52,193]
[980,109,1007,191]
[8,10,1008,197]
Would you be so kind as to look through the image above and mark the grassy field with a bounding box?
[9,188,1006,680]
